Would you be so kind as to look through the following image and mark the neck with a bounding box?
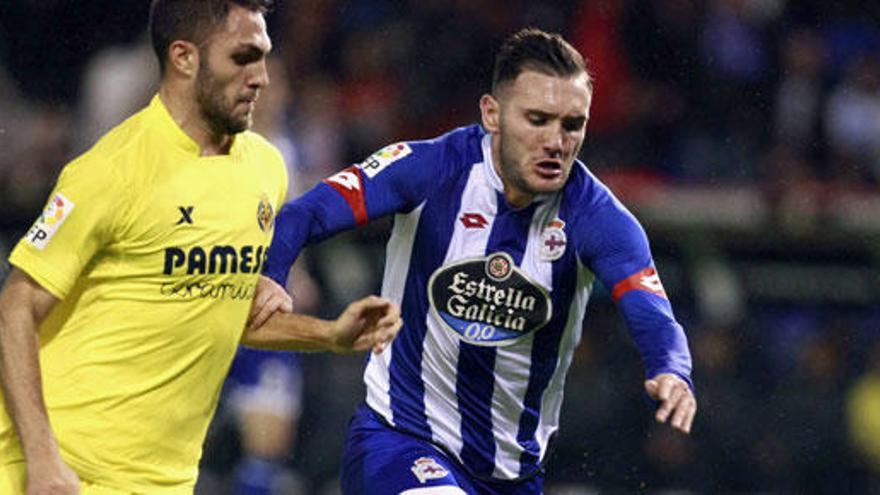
[490,134,534,209]
[158,84,232,156]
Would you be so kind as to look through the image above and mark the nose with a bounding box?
[249,59,270,89]
[542,123,565,158]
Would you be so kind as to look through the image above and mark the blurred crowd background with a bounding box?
[3,0,880,493]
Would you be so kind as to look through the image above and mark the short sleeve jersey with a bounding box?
[1,96,287,492]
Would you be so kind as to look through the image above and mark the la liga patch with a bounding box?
[25,192,75,250]
[358,142,412,178]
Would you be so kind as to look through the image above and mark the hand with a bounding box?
[247,276,293,332]
[644,373,696,434]
[329,296,402,354]
[27,457,80,495]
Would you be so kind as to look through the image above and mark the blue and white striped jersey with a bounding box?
[264,124,692,481]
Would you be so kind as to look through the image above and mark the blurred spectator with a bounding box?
[288,74,348,193]
[619,0,704,177]
[825,55,880,183]
[76,34,158,151]
[766,328,853,493]
[569,0,644,171]
[772,27,829,176]
[688,324,755,492]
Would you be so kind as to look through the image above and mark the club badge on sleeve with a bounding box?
[410,457,449,484]
[25,192,75,250]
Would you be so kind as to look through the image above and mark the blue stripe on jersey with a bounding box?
[389,169,471,437]
[457,195,538,477]
[516,249,577,473]
[516,179,586,474]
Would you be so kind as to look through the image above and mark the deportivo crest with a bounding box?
[358,142,412,178]
[539,218,567,261]
[25,192,75,250]
[257,196,274,232]
[410,457,449,484]
[428,252,552,346]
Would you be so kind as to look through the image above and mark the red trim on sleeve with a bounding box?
[323,166,368,226]
[611,267,667,303]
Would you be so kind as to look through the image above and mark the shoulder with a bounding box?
[563,161,623,216]
[237,131,287,176]
[564,162,645,248]
[352,124,484,186]
[412,124,484,167]
[238,131,285,164]
[61,108,153,184]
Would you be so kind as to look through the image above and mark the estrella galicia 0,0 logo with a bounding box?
[428,252,552,346]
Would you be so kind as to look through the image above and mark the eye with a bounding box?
[231,48,264,66]
[562,118,586,132]
[527,114,548,126]
[232,53,257,66]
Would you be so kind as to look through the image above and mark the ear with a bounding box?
[480,93,500,133]
[167,40,199,78]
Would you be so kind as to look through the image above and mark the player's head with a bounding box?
[481,28,592,206]
[150,0,273,135]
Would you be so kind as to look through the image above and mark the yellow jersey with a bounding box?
[1,95,287,492]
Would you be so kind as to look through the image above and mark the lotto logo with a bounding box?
[460,212,488,229]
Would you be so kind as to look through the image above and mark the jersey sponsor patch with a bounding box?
[611,267,668,303]
[25,192,75,250]
[358,142,412,178]
[410,457,449,484]
[428,252,552,346]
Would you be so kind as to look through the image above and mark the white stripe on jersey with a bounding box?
[423,160,496,462]
[366,205,426,423]
[490,335,535,479]
[535,258,594,461]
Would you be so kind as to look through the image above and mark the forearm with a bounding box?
[0,291,60,462]
[241,311,337,352]
[618,294,693,388]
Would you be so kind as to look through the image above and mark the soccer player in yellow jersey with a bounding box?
[0,1,402,494]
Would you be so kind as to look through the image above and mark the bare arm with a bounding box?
[0,268,79,493]
[242,294,402,354]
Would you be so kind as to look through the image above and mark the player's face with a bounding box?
[196,5,271,136]
[482,70,591,207]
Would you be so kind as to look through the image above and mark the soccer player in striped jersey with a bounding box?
[259,28,696,495]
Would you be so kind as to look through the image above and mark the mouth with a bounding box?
[534,160,563,179]
[238,95,259,109]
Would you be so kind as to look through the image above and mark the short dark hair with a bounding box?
[492,28,591,94]
[149,0,273,73]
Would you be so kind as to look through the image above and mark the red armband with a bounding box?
[324,166,368,225]
[611,267,667,303]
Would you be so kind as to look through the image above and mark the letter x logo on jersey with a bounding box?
[176,206,194,225]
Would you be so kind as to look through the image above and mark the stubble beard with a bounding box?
[195,63,250,137]
[497,131,539,197]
